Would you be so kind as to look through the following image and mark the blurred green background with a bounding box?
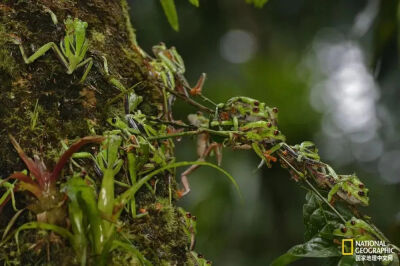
[129,0,400,265]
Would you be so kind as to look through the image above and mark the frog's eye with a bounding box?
[351,220,356,225]
[186,212,192,219]
[206,261,212,264]
[192,216,197,221]
[267,122,272,128]
[253,107,259,113]
[358,191,365,197]
[254,101,260,106]
[341,227,347,233]
[359,184,365,189]
[80,170,87,177]
[272,107,278,113]
[197,254,203,259]
[273,130,280,136]
[111,118,117,124]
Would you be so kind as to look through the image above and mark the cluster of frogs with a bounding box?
[11,12,397,264]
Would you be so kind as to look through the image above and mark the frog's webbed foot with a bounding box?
[189,73,206,96]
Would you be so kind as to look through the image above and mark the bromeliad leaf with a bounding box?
[160,0,179,31]
[65,176,104,255]
[245,0,269,8]
[188,0,199,7]
[270,237,341,266]
[114,160,241,218]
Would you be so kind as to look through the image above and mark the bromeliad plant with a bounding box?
[1,128,239,265]
[1,6,398,265]
[2,135,104,224]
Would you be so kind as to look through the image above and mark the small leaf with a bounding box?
[188,0,199,7]
[303,192,351,240]
[245,0,269,8]
[66,176,104,255]
[337,255,357,266]
[116,160,241,216]
[111,240,153,266]
[271,237,341,266]
[160,0,179,31]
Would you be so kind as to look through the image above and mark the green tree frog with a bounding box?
[13,16,93,83]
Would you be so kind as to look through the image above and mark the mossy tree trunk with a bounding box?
[0,1,191,265]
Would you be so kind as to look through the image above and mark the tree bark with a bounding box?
[0,1,191,264]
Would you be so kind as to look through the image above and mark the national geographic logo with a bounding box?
[342,239,354,255]
[341,239,395,262]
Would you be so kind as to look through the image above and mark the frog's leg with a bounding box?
[179,142,222,197]
[327,177,351,203]
[189,73,206,96]
[43,6,58,25]
[175,74,190,98]
[254,142,283,168]
[102,56,128,92]
[327,183,341,204]
[159,71,172,120]
[189,73,218,107]
[14,38,68,69]
[76,57,93,83]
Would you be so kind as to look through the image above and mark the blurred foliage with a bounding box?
[130,0,400,265]
[159,0,269,31]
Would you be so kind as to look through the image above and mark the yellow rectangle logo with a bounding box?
[342,239,354,255]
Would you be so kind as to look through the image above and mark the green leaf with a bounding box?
[116,161,241,217]
[66,176,104,255]
[13,222,74,253]
[303,192,351,240]
[188,0,199,7]
[245,0,269,8]
[337,255,357,266]
[160,0,179,31]
[271,237,341,266]
[111,240,153,266]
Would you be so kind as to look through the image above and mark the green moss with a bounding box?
[90,30,106,44]
[0,26,19,77]
[0,0,192,264]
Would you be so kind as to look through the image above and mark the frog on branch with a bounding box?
[333,217,399,264]
[178,97,285,196]
[148,43,206,120]
[13,16,93,83]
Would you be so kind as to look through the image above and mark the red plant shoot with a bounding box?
[3,135,104,223]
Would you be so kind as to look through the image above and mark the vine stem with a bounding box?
[164,87,214,113]
[278,155,346,223]
[147,128,243,141]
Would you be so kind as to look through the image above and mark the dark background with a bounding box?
[129,0,400,265]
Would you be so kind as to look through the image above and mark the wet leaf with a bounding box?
[160,0,179,31]
[245,0,269,8]
[271,237,341,266]
[188,0,199,7]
